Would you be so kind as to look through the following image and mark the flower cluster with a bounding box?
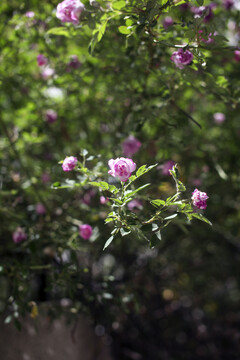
[56,0,85,24]
[171,49,193,69]
[108,158,136,182]
[191,188,209,210]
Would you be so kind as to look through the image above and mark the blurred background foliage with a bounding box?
[1,0,240,358]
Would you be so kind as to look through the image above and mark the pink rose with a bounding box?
[191,188,209,210]
[56,0,85,24]
[79,224,92,240]
[35,203,46,215]
[171,48,193,69]
[37,54,48,67]
[122,136,142,157]
[108,157,136,182]
[62,156,78,171]
[12,228,27,244]
[45,109,58,124]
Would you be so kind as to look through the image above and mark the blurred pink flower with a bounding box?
[41,66,55,79]
[45,109,58,124]
[213,112,225,124]
[12,228,27,244]
[108,157,136,182]
[223,0,234,9]
[62,156,78,171]
[234,50,240,62]
[160,160,175,176]
[122,136,141,157]
[37,54,48,67]
[82,189,95,205]
[35,203,46,215]
[79,224,92,240]
[67,55,82,71]
[56,0,85,24]
[41,172,51,183]
[100,196,109,204]
[127,199,143,211]
[25,11,35,18]
[163,16,174,29]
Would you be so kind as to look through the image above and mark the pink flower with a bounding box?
[25,11,35,18]
[122,136,142,157]
[198,30,216,44]
[36,203,46,215]
[223,0,234,10]
[37,54,48,67]
[160,160,175,176]
[234,50,240,62]
[56,0,85,24]
[67,55,82,71]
[191,188,209,210]
[12,228,27,244]
[100,196,109,204]
[79,224,92,240]
[108,157,136,182]
[127,199,143,211]
[41,66,55,79]
[213,112,225,124]
[82,189,95,205]
[45,109,58,124]
[62,156,78,171]
[163,16,174,29]
[171,48,193,69]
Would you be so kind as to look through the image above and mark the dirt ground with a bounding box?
[0,312,112,360]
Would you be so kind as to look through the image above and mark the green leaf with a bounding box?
[4,315,12,324]
[97,20,108,42]
[113,1,126,10]
[120,228,131,237]
[136,165,147,177]
[110,198,123,205]
[47,27,71,38]
[196,0,204,5]
[192,213,212,226]
[151,199,166,207]
[164,214,178,220]
[103,235,114,250]
[118,26,131,35]
[89,181,109,191]
[125,183,150,199]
